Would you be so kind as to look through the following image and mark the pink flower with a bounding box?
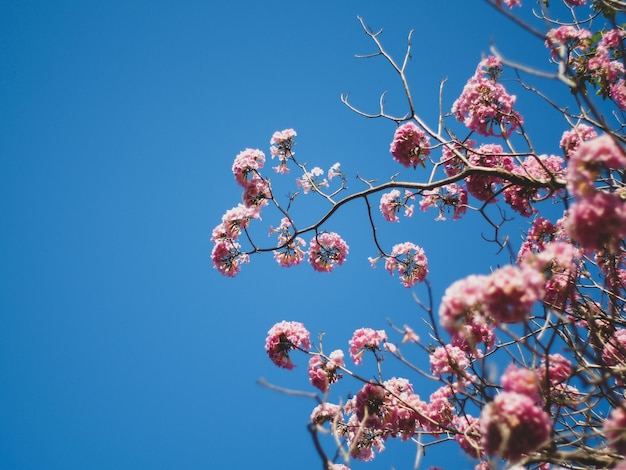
[539,353,573,386]
[419,184,468,220]
[327,162,343,180]
[454,414,483,458]
[452,57,523,137]
[349,327,387,365]
[307,350,344,392]
[439,275,488,334]
[423,386,456,433]
[379,189,415,222]
[389,122,431,168]
[265,321,311,370]
[604,403,626,454]
[567,134,626,198]
[308,232,349,272]
[502,154,565,217]
[610,79,626,110]
[232,148,265,187]
[602,329,626,367]
[479,391,551,460]
[213,204,260,241]
[465,143,514,202]
[483,265,544,324]
[501,364,540,401]
[270,128,297,173]
[520,241,580,308]
[211,239,249,277]
[564,0,586,4]
[545,26,591,59]
[429,344,470,377]
[565,192,626,252]
[497,0,521,7]
[560,124,598,159]
[241,177,271,209]
[270,218,306,268]
[296,166,329,194]
[384,242,428,288]
[310,402,342,425]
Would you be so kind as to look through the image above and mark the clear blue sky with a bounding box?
[0,1,577,469]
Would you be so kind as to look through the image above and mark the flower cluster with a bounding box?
[429,344,470,377]
[565,134,626,252]
[479,367,551,460]
[389,122,431,168]
[379,189,415,222]
[265,321,311,370]
[419,183,468,220]
[308,232,349,273]
[452,56,523,137]
[269,217,306,267]
[383,242,429,288]
[502,154,565,217]
[296,166,329,194]
[270,128,297,173]
[308,350,344,392]
[604,403,626,455]
[349,328,388,365]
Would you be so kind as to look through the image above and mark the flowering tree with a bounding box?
[212,1,626,469]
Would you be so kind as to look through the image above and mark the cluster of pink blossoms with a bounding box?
[296,166,329,194]
[479,365,551,460]
[383,242,429,288]
[545,25,591,59]
[429,344,470,377]
[379,189,414,222]
[503,154,565,217]
[348,327,388,365]
[269,128,297,174]
[565,134,626,252]
[452,56,523,137]
[439,263,546,352]
[464,143,515,202]
[389,122,431,168]
[307,350,344,392]
[559,123,598,159]
[264,321,311,370]
[419,183,468,220]
[308,232,349,273]
[602,328,626,385]
[269,217,306,267]
[604,403,626,455]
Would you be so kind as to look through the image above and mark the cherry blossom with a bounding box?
[265,320,311,370]
[308,232,349,272]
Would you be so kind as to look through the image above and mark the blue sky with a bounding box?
[0,1,580,469]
